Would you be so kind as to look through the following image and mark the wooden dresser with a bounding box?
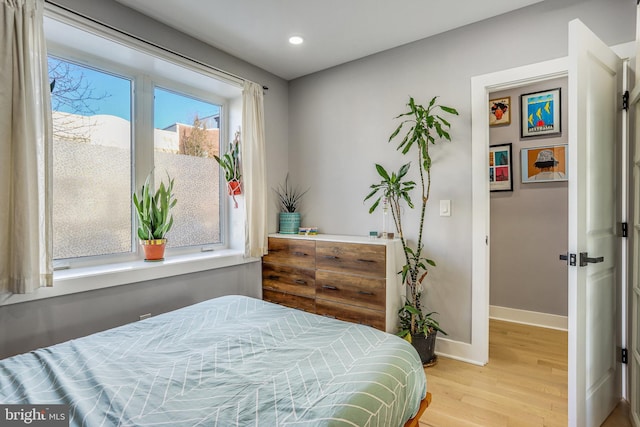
[262,234,403,333]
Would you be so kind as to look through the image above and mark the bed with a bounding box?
[0,295,428,426]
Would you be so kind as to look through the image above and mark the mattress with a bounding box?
[0,295,426,426]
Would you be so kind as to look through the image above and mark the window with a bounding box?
[153,88,222,248]
[45,13,242,267]
[50,57,133,259]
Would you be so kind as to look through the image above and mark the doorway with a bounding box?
[469,57,569,366]
[471,26,630,425]
[488,78,569,331]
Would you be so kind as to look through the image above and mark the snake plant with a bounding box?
[132,171,177,241]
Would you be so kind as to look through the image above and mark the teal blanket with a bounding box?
[0,295,426,426]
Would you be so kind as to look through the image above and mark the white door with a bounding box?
[630,5,640,426]
[567,19,622,427]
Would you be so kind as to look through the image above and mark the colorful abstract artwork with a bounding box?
[489,143,513,192]
[520,88,561,138]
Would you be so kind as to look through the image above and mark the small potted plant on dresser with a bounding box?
[365,96,458,366]
[273,173,309,234]
[214,129,242,200]
[132,171,177,261]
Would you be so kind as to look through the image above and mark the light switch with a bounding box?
[439,200,451,217]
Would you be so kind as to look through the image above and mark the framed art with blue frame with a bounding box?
[521,144,568,183]
[520,88,561,138]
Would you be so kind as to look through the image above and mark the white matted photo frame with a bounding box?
[489,96,511,126]
[489,143,513,192]
[521,144,568,183]
[520,88,561,138]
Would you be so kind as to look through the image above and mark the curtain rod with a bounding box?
[43,0,269,91]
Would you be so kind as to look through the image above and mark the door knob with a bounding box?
[579,252,604,267]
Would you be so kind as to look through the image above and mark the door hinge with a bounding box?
[621,348,628,364]
[623,90,630,111]
[620,222,628,238]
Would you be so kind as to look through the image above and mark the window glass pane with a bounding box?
[49,57,132,259]
[153,87,221,248]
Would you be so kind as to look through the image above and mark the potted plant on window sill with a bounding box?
[215,129,242,207]
[365,96,458,366]
[132,171,177,261]
[274,173,309,234]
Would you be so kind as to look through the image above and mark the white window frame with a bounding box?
[0,5,256,308]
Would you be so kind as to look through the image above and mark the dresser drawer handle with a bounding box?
[323,255,339,259]
[322,285,338,291]
[357,259,376,263]
[293,251,308,257]
[358,290,374,296]
[294,279,307,285]
[267,275,279,280]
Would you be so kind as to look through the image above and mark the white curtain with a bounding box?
[0,0,53,294]
[241,81,268,258]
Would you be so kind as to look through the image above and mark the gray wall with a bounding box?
[0,264,262,359]
[3,0,633,358]
[0,0,290,358]
[288,0,634,343]
[489,78,569,317]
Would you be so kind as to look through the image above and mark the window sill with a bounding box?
[0,249,258,307]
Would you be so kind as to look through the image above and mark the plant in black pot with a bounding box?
[365,96,458,366]
[273,173,309,234]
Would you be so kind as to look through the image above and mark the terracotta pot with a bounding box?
[227,180,242,195]
[140,238,166,261]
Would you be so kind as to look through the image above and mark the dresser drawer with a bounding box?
[263,289,316,313]
[316,270,385,311]
[262,263,315,298]
[316,299,385,331]
[263,238,316,269]
[316,242,385,277]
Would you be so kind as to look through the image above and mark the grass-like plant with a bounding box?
[274,173,309,212]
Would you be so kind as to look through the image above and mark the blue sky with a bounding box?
[49,57,220,129]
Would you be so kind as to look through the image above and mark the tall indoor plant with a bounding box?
[274,173,309,234]
[365,96,458,365]
[132,171,177,261]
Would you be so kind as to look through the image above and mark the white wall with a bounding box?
[288,0,635,344]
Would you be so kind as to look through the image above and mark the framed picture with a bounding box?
[521,144,568,183]
[520,88,561,138]
[489,143,513,191]
[489,96,511,126]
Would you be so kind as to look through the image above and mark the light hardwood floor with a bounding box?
[418,319,630,427]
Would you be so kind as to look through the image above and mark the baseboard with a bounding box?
[434,336,486,366]
[489,305,568,331]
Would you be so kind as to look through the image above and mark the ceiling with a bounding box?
[114,0,544,81]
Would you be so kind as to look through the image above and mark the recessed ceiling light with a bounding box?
[288,36,304,45]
